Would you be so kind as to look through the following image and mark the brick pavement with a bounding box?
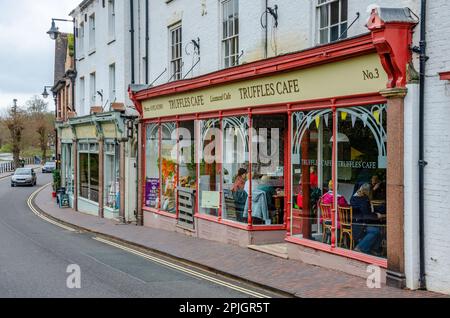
[33,184,445,298]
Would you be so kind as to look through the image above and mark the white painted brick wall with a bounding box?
[422,0,450,294]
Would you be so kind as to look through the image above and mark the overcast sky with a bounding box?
[0,0,78,111]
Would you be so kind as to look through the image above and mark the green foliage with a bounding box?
[68,34,75,57]
[0,143,13,153]
[52,169,61,192]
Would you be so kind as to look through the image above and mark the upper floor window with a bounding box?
[89,72,96,106]
[108,0,116,41]
[89,14,96,51]
[79,77,85,112]
[109,63,116,103]
[169,24,183,81]
[221,0,239,68]
[78,22,85,55]
[317,0,348,44]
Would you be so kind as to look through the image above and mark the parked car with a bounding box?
[42,161,57,173]
[11,168,37,187]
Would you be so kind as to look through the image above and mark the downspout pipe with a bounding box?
[418,0,428,290]
[130,0,136,85]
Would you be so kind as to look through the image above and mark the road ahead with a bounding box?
[0,171,269,298]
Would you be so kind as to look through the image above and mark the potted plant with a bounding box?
[52,169,61,198]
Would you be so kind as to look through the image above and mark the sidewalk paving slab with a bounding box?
[33,184,445,298]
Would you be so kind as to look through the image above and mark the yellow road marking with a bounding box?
[93,236,272,299]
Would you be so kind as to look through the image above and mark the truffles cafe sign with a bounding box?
[142,54,387,119]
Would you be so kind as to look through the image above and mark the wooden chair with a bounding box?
[338,206,354,250]
[320,203,333,244]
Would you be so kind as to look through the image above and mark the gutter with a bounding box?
[130,0,136,84]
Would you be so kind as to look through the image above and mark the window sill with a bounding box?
[107,39,116,46]
[88,49,96,56]
[285,236,388,268]
[78,56,85,62]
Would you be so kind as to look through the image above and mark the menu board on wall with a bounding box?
[201,191,221,209]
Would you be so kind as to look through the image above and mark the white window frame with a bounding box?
[108,0,116,41]
[316,0,348,44]
[109,63,116,103]
[89,72,96,106]
[169,23,183,81]
[89,13,96,51]
[79,77,85,113]
[78,22,85,56]
[221,0,239,68]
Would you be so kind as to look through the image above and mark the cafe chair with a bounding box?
[338,206,354,250]
[320,203,333,244]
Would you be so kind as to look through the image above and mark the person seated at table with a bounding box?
[351,183,386,255]
[321,180,349,207]
[371,175,386,201]
[232,168,247,192]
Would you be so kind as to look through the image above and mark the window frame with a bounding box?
[221,0,240,69]
[316,0,348,45]
[89,13,96,52]
[109,63,116,103]
[169,23,183,82]
[108,0,116,41]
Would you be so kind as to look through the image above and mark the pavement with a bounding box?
[0,172,268,298]
[33,182,446,298]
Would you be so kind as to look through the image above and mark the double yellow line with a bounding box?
[28,185,272,299]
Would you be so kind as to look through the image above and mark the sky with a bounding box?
[0,0,78,112]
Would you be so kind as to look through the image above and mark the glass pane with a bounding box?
[341,0,348,21]
[161,123,178,213]
[319,5,328,28]
[340,22,348,40]
[337,105,388,258]
[79,153,89,200]
[199,119,221,217]
[105,148,119,210]
[145,124,160,209]
[222,116,249,224]
[89,153,99,202]
[251,115,287,226]
[330,1,339,25]
[330,25,339,42]
[320,29,328,44]
[291,110,333,245]
[178,121,196,189]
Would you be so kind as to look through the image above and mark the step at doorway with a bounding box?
[248,243,289,260]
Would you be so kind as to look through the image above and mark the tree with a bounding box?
[4,99,25,168]
[26,96,53,162]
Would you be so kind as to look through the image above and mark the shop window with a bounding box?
[222,0,239,68]
[249,115,287,226]
[79,143,99,203]
[317,0,348,44]
[222,116,249,223]
[337,105,387,258]
[199,119,221,217]
[178,121,196,190]
[161,123,178,213]
[145,124,160,209]
[104,142,119,210]
[62,143,74,194]
[291,110,333,244]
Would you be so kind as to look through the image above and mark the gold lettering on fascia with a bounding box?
[239,79,300,100]
[144,104,164,112]
[169,95,205,110]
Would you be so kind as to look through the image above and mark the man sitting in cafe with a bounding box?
[351,183,386,255]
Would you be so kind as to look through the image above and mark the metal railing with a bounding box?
[0,157,34,174]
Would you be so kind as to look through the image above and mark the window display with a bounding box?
[161,123,178,213]
[79,142,99,203]
[104,142,119,210]
[145,124,160,209]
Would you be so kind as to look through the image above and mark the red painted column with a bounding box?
[73,139,78,212]
[285,109,293,237]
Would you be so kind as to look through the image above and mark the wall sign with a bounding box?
[142,54,387,119]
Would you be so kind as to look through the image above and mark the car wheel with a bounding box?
[11,183,15,187]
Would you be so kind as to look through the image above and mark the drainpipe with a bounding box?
[264,0,268,58]
[418,0,428,290]
[145,0,149,84]
[130,0,136,84]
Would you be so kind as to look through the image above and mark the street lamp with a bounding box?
[41,86,53,99]
[47,18,75,41]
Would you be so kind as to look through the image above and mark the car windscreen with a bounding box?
[15,169,31,175]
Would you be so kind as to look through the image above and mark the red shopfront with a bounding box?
[130,12,416,286]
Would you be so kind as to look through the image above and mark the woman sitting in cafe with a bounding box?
[351,183,386,255]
